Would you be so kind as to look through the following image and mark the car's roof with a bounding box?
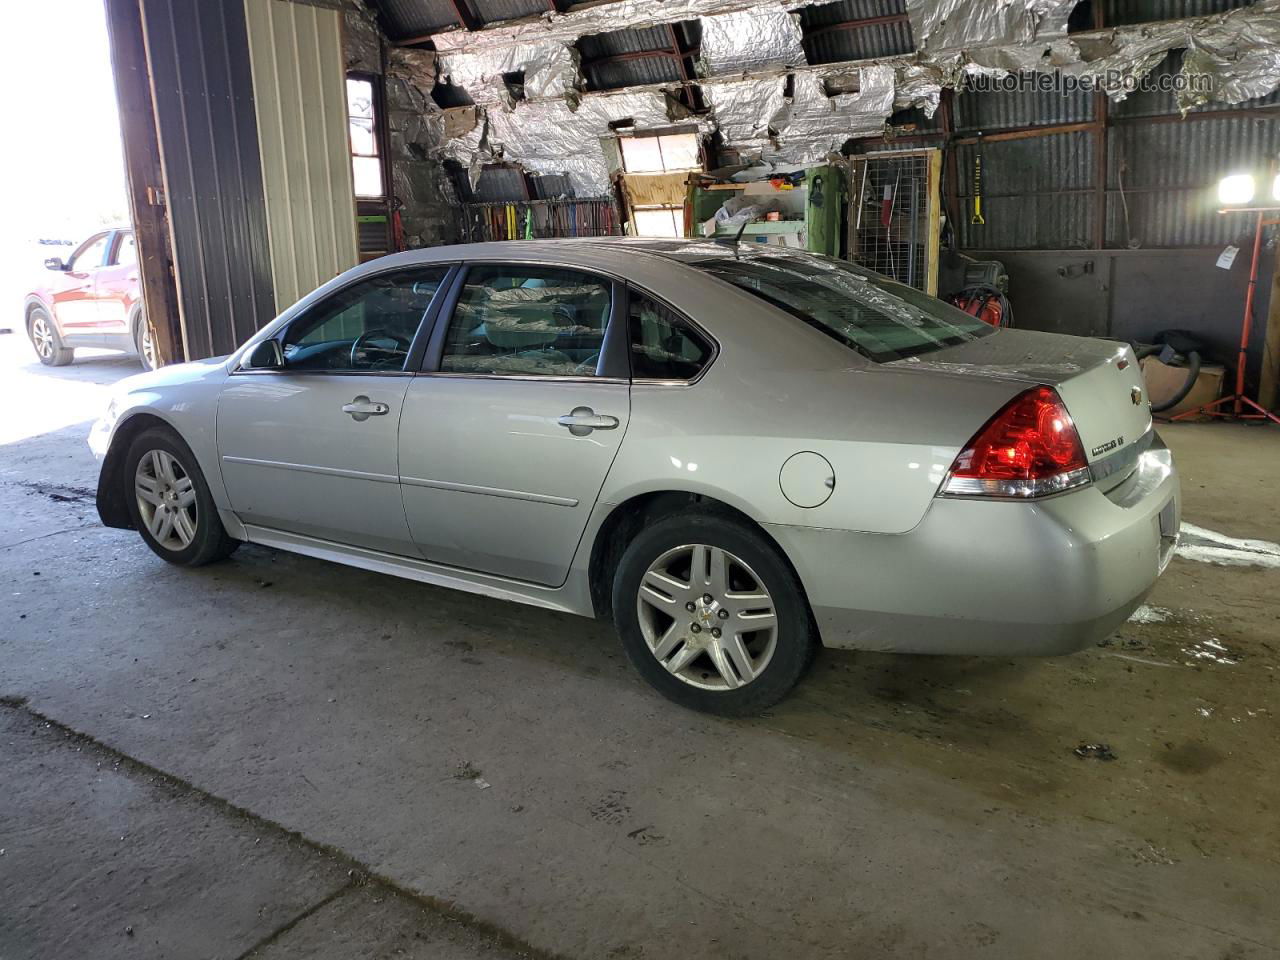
[407,236,867,273]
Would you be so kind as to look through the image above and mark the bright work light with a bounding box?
[1218,173,1255,205]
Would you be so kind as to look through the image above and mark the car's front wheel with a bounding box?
[612,513,816,715]
[124,427,239,566]
[28,307,73,366]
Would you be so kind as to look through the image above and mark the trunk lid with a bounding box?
[892,328,1153,466]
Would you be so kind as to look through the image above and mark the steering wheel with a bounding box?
[350,329,412,368]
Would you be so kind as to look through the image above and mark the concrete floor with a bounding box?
[2,332,1278,960]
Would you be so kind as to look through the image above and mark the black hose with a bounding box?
[1150,350,1201,413]
[1130,341,1202,413]
[1133,343,1161,361]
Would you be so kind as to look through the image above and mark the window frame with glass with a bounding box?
[110,230,137,268]
[688,252,995,364]
[69,233,110,273]
[618,130,702,239]
[346,73,386,200]
[423,262,631,381]
[236,265,455,376]
[623,284,717,384]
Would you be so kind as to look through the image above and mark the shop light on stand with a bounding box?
[1173,168,1280,425]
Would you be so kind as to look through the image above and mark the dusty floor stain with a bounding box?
[1177,522,1280,569]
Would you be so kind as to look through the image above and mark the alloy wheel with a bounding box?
[134,450,198,551]
[140,321,157,369]
[635,543,778,691]
[31,316,54,359]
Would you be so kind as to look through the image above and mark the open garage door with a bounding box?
[103,0,359,365]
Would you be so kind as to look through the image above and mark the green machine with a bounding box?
[685,164,843,257]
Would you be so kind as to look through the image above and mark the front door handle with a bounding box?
[558,406,619,436]
[342,395,389,422]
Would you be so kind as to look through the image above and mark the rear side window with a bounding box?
[440,265,611,377]
[693,253,992,363]
[628,290,713,381]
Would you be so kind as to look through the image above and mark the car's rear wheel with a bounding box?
[28,307,73,366]
[612,513,816,715]
[133,310,158,371]
[124,427,239,566]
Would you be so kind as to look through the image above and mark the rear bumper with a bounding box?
[766,439,1180,656]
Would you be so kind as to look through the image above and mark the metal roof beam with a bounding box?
[448,0,480,31]
[803,12,910,40]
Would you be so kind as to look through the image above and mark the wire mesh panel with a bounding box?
[458,198,622,243]
[848,152,938,291]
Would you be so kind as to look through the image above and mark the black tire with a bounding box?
[123,427,240,566]
[612,512,816,716]
[132,308,158,371]
[27,306,74,366]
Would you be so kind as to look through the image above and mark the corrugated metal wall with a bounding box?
[141,0,276,359]
[953,80,1094,131]
[377,0,458,38]
[243,0,359,312]
[577,23,699,91]
[954,131,1097,249]
[1100,0,1257,26]
[799,0,914,65]
[948,53,1280,251]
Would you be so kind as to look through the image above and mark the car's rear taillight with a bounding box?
[941,386,1091,498]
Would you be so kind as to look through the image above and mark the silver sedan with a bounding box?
[91,239,1180,714]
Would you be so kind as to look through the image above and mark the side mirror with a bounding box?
[44,257,67,271]
[244,339,284,370]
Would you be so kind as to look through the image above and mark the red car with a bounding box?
[23,227,156,369]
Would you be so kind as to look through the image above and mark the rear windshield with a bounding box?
[691,253,994,363]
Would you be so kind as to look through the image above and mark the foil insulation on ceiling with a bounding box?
[701,75,788,157]
[342,0,383,74]
[699,9,806,77]
[482,89,710,194]
[438,40,581,104]
[380,0,1280,195]
[430,0,1082,58]
[772,66,898,162]
[906,0,1077,54]
[1181,0,1280,108]
[430,0,830,55]
[1036,0,1280,108]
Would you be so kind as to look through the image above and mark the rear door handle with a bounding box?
[342,395,389,421]
[558,406,619,436]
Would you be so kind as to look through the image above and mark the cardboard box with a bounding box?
[1140,356,1224,420]
[441,105,478,140]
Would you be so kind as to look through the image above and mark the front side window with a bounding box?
[691,252,993,363]
[440,265,612,377]
[628,290,712,380]
[70,234,109,272]
[281,267,447,372]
